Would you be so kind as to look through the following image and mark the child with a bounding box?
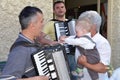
[60,20,100,80]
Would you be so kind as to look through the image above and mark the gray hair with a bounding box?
[78,10,102,32]
[19,6,43,30]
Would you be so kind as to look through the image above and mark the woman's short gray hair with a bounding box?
[78,10,102,32]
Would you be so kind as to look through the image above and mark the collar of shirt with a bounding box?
[76,32,91,38]
[92,32,100,41]
[19,33,34,43]
[84,32,91,37]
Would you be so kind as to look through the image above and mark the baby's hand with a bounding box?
[59,35,67,42]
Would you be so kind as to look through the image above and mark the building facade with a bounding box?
[0,0,120,69]
[0,0,53,61]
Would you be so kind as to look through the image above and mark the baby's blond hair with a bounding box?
[76,19,92,32]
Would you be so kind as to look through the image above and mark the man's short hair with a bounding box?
[53,1,65,9]
[19,6,43,30]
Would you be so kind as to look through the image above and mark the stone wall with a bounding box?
[0,0,53,61]
[108,0,120,68]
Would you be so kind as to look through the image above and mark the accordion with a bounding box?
[54,19,76,54]
[31,44,71,80]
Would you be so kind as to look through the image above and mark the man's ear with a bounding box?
[29,22,35,30]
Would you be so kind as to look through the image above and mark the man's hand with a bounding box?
[77,55,107,73]
[59,35,67,43]
[18,76,49,80]
[77,55,87,66]
[49,41,59,46]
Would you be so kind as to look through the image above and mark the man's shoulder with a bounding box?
[98,34,110,44]
[10,35,33,52]
[45,19,55,25]
[43,21,54,30]
[47,19,61,22]
[93,33,109,42]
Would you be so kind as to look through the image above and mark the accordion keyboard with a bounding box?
[31,44,71,80]
[32,50,58,80]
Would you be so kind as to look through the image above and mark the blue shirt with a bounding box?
[1,33,39,79]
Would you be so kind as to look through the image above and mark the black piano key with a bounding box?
[40,58,46,65]
[43,68,49,75]
[41,61,47,67]
[43,67,49,72]
[41,59,46,64]
[37,51,44,56]
[44,70,49,75]
[39,56,45,61]
[41,61,46,65]
[42,65,48,71]
[38,53,45,58]
[37,51,43,55]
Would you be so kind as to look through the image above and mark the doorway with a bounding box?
[65,0,108,38]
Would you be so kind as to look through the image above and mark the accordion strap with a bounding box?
[10,41,41,52]
[76,35,96,44]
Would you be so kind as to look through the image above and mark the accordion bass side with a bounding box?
[31,44,71,80]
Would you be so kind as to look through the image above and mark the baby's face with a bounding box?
[75,28,84,37]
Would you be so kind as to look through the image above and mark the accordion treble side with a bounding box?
[31,44,71,80]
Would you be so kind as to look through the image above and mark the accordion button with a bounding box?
[47,59,53,63]
[49,64,55,71]
[51,72,57,79]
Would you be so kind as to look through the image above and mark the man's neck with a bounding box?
[21,30,35,42]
